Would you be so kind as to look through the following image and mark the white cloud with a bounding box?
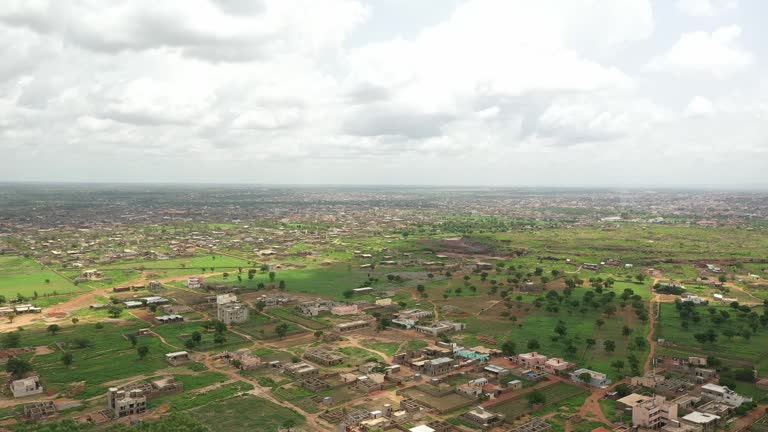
[648,25,753,76]
[683,96,716,117]
[677,0,738,17]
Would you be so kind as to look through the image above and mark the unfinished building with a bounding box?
[304,348,345,366]
[217,302,249,324]
[508,417,553,432]
[299,377,330,392]
[23,401,57,421]
[107,387,147,417]
[334,319,371,333]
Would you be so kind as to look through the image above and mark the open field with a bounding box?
[189,394,305,432]
[0,256,82,298]
[487,381,587,421]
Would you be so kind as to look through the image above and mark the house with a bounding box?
[123,301,143,308]
[412,357,457,376]
[398,309,433,319]
[457,378,488,398]
[462,406,504,428]
[224,348,261,370]
[543,358,571,374]
[284,362,319,379]
[700,383,751,407]
[375,298,393,306]
[11,376,44,398]
[630,395,678,429]
[165,351,190,366]
[216,293,238,305]
[334,320,371,333]
[187,277,202,289]
[414,321,465,337]
[680,411,720,432]
[295,300,332,317]
[688,356,707,366]
[140,296,168,305]
[483,364,510,379]
[515,352,548,368]
[393,318,418,329]
[352,287,373,294]
[217,302,249,324]
[571,368,612,387]
[80,269,102,280]
[693,368,716,383]
[107,387,147,417]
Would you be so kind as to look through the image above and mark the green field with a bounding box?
[0,255,81,299]
[189,394,305,432]
[151,322,249,351]
[487,382,587,421]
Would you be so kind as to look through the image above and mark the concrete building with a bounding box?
[516,352,548,369]
[23,401,56,420]
[217,302,249,324]
[330,304,359,315]
[571,368,612,387]
[107,387,147,417]
[462,406,504,428]
[412,357,457,376]
[154,314,184,324]
[284,362,319,379]
[630,395,678,429]
[700,383,752,407]
[334,319,371,333]
[680,411,721,431]
[543,358,571,374]
[216,293,238,305]
[305,348,345,366]
[508,418,553,432]
[165,351,190,366]
[187,277,202,289]
[414,321,465,337]
[11,376,44,398]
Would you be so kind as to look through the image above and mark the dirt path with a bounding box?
[644,278,661,373]
[573,385,614,426]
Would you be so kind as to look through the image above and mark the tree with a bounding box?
[596,318,605,328]
[416,284,425,293]
[501,340,517,356]
[276,322,290,339]
[62,352,73,367]
[71,317,79,325]
[279,280,286,290]
[527,339,540,350]
[7,312,16,323]
[578,372,593,384]
[718,275,727,283]
[604,339,616,352]
[214,334,226,344]
[127,334,138,347]
[314,330,324,340]
[622,325,633,336]
[281,418,297,431]
[191,331,202,344]
[554,320,567,336]
[108,305,123,318]
[137,345,150,359]
[269,271,276,282]
[585,338,596,350]
[611,359,625,373]
[185,339,197,349]
[47,324,61,335]
[0,331,21,348]
[343,290,354,299]
[6,356,32,379]
[526,390,546,406]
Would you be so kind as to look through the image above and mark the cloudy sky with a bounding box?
[1,0,767,187]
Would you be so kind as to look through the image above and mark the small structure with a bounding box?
[334,320,371,333]
[680,411,721,431]
[700,383,752,407]
[224,348,261,370]
[154,314,184,324]
[187,277,202,289]
[515,352,548,369]
[80,269,102,280]
[11,376,44,398]
[508,417,553,432]
[414,321,465,337]
[23,401,57,420]
[217,302,249,324]
[304,348,345,366]
[462,406,504,429]
[299,377,329,392]
[543,357,571,374]
[571,368,611,387]
[123,301,143,308]
[330,304,359,315]
[165,351,190,366]
[284,362,319,379]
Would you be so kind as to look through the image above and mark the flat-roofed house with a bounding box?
[515,352,548,369]
[11,376,44,398]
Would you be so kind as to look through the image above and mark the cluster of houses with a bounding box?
[0,303,42,317]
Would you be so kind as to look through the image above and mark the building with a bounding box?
[680,412,720,432]
[11,376,44,398]
[508,417,553,432]
[80,269,102,280]
[630,395,678,429]
[375,298,393,306]
[483,364,510,379]
[187,277,202,289]
[414,321,465,337]
[224,348,261,370]
[165,351,190,366]
[543,358,571,374]
[393,318,418,329]
[412,357,457,376]
[334,320,371,333]
[398,309,433,319]
[516,352,548,369]
[284,362,319,379]
[693,368,716,383]
[107,387,147,417]
[330,304,359,315]
[23,401,57,420]
[217,302,249,324]
[700,383,752,407]
[462,406,504,428]
[571,368,612,387]
[352,287,373,294]
[154,314,184,324]
[216,293,238,305]
[305,348,345,366]
[457,378,488,398]
[295,300,332,317]
[140,296,168,305]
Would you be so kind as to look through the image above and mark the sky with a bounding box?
[1,0,767,187]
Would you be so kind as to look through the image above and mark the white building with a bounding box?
[216,293,238,305]
[700,383,752,407]
[217,302,249,324]
[11,376,44,398]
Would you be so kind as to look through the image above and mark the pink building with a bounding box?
[544,358,571,374]
[516,352,548,368]
[331,304,359,315]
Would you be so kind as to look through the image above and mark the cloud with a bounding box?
[676,0,738,17]
[683,96,716,117]
[648,25,753,76]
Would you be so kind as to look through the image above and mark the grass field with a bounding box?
[190,394,305,432]
[487,381,587,421]
[0,256,81,298]
[151,322,249,351]
[235,312,306,340]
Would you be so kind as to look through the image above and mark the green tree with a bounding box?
[501,340,516,356]
[526,390,546,406]
[47,324,61,335]
[604,339,616,352]
[5,356,32,379]
[596,318,605,328]
[71,317,79,325]
[269,271,276,282]
[137,345,150,359]
[108,305,123,318]
[276,322,290,339]
[127,334,138,347]
[527,339,540,350]
[578,372,593,384]
[314,330,324,340]
[191,331,202,344]
[213,334,226,344]
[279,280,286,290]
